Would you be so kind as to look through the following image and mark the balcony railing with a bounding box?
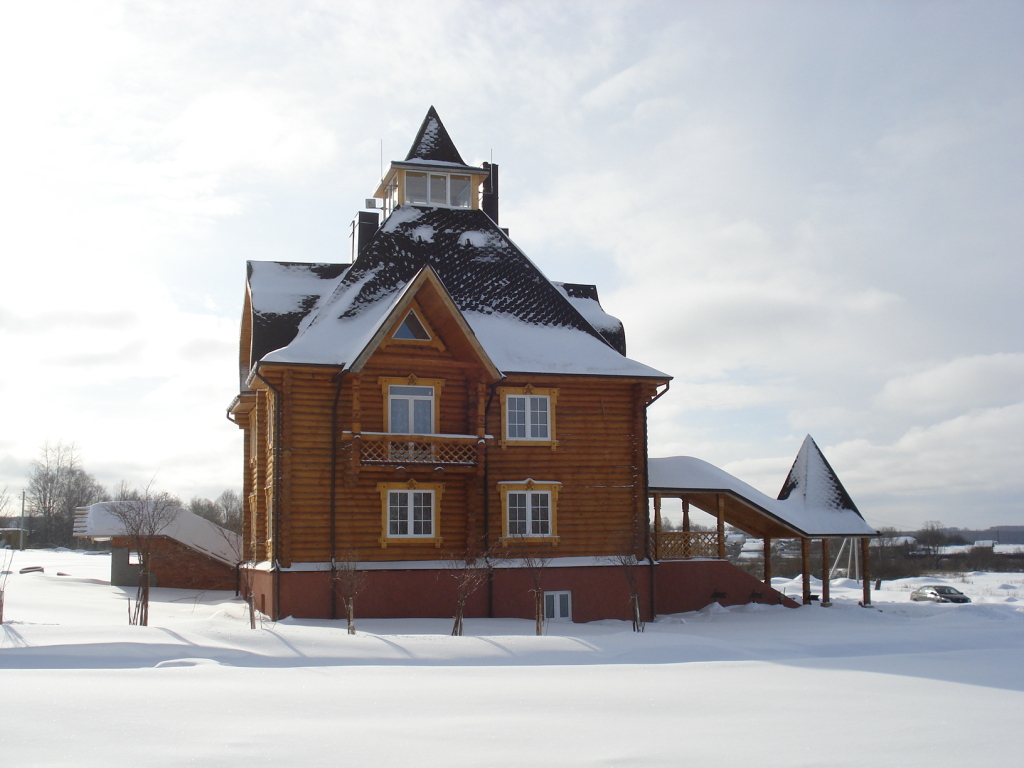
[651,531,721,560]
[357,432,482,466]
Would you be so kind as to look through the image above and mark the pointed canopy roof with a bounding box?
[778,435,862,517]
[405,106,466,165]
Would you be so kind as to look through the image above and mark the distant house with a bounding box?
[229,108,876,622]
[74,504,240,591]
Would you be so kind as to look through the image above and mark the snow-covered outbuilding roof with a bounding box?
[253,205,666,379]
[648,436,876,538]
[74,503,241,567]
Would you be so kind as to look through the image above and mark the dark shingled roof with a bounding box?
[310,206,615,351]
[405,106,467,165]
[247,261,348,368]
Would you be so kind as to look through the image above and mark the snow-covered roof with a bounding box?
[405,106,467,165]
[648,437,876,537]
[246,261,349,369]
[258,206,668,379]
[74,503,241,567]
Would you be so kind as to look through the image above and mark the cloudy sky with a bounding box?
[1,1,1021,531]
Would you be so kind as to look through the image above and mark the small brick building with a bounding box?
[75,504,240,591]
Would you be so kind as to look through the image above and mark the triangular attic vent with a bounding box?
[394,310,431,341]
[405,106,466,165]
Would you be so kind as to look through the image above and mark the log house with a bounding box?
[229,108,875,622]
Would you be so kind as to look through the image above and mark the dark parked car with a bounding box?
[910,585,971,603]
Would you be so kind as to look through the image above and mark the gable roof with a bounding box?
[260,206,668,379]
[406,106,466,165]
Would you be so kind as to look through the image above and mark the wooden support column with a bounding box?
[861,537,873,607]
[821,538,831,607]
[653,494,662,561]
[763,537,772,590]
[716,494,726,560]
[682,499,690,533]
[801,537,811,605]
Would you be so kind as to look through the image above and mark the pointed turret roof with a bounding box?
[405,106,466,165]
[778,435,863,518]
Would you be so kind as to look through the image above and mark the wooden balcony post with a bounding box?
[821,538,831,607]
[763,537,772,590]
[682,499,690,533]
[716,494,726,560]
[861,537,873,607]
[801,537,811,605]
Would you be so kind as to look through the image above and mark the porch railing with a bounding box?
[651,531,721,560]
[357,432,481,466]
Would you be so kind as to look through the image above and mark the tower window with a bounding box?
[405,172,472,209]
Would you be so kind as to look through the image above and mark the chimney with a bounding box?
[482,162,499,225]
[349,210,381,261]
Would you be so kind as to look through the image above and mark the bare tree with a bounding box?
[107,481,181,627]
[212,521,257,629]
[507,538,551,635]
[610,551,645,632]
[331,550,367,635]
[25,442,104,547]
[187,490,243,533]
[216,490,243,533]
[444,551,491,636]
[0,539,12,624]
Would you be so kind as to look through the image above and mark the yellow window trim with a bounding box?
[382,299,447,352]
[377,479,444,549]
[498,385,558,450]
[379,375,446,434]
[497,479,560,546]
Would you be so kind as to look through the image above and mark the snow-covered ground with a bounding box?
[2,549,1023,767]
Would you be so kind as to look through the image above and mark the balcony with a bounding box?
[651,531,721,560]
[356,432,482,466]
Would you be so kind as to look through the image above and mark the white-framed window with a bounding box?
[498,481,560,546]
[378,481,444,548]
[405,172,472,209]
[507,490,551,536]
[544,591,572,622]
[387,489,435,537]
[506,394,549,440]
[499,386,557,447]
[388,385,434,434]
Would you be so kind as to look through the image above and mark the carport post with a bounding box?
[860,537,873,607]
[763,537,772,592]
[716,495,726,559]
[821,538,832,607]
[801,537,811,605]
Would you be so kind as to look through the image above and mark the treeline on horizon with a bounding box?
[0,441,241,548]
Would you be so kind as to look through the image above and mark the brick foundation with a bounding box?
[244,558,796,622]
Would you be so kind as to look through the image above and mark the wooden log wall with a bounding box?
[242,354,662,564]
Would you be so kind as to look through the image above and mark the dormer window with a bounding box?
[405,173,472,209]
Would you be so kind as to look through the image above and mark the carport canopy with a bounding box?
[648,437,877,540]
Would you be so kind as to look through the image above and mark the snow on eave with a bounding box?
[648,456,876,537]
[75,503,241,566]
[465,311,668,379]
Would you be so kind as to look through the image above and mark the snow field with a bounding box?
[2,549,1023,767]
